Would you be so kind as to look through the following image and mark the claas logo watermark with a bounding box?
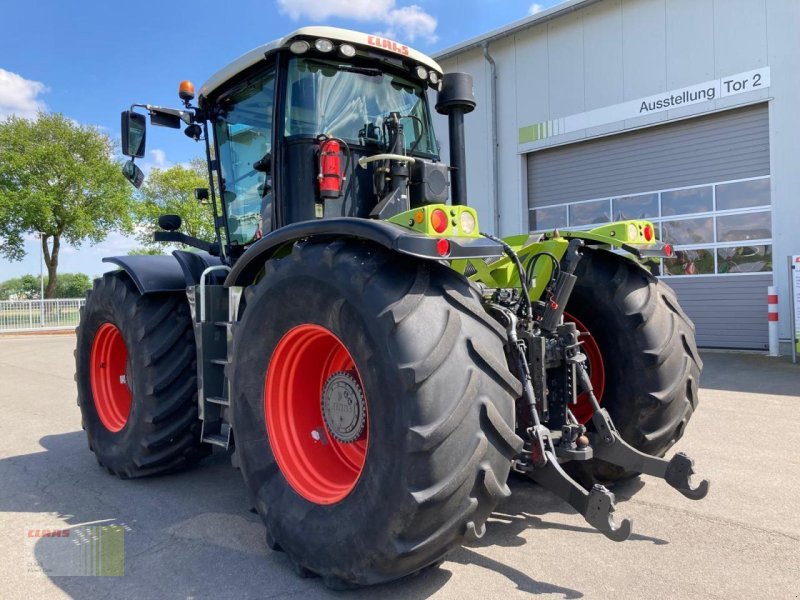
[26,525,125,576]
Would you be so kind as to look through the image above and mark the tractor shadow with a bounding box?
[0,431,667,599]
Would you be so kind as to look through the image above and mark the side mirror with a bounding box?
[122,160,144,188]
[158,214,182,231]
[121,111,146,158]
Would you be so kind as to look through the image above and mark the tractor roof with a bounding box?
[199,26,443,100]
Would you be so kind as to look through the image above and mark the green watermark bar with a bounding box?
[26,525,125,576]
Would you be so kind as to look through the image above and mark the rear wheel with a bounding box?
[75,271,209,478]
[566,249,702,483]
[228,240,523,587]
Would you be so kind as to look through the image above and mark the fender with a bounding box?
[224,217,504,287]
[103,250,223,294]
[464,220,669,302]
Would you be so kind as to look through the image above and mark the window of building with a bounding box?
[661,186,713,216]
[529,205,567,231]
[569,199,610,226]
[528,176,772,276]
[715,178,771,210]
[612,193,658,220]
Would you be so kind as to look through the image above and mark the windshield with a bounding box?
[284,57,437,155]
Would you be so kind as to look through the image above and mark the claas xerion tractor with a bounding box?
[75,26,709,588]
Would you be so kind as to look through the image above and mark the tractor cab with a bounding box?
[121,27,473,262]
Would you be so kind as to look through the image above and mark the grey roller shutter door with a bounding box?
[527,104,770,208]
[665,275,771,350]
[526,104,771,350]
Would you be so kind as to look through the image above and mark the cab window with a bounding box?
[214,69,275,245]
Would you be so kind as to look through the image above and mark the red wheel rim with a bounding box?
[90,323,132,432]
[564,312,605,424]
[265,324,368,505]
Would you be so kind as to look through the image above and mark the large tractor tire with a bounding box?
[228,240,523,588]
[565,249,702,483]
[75,271,209,478]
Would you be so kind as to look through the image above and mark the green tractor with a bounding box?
[75,26,708,588]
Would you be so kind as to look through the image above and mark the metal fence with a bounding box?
[0,299,85,332]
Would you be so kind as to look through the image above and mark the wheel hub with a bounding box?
[321,371,366,443]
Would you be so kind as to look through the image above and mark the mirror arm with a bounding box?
[131,103,195,128]
[153,231,212,253]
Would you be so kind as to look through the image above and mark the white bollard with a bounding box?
[768,286,779,356]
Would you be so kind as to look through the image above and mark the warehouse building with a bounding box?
[432,0,800,350]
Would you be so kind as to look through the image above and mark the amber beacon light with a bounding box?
[179,80,195,102]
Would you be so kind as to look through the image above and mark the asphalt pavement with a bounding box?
[0,335,798,599]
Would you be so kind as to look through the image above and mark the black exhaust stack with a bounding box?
[436,72,475,206]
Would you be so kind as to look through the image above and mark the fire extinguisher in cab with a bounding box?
[318,137,343,199]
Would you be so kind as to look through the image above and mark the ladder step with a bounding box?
[210,358,228,366]
[206,395,229,406]
[202,434,230,448]
[214,321,230,327]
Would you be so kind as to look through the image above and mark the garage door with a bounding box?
[527,104,772,350]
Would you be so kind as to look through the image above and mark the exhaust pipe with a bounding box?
[436,72,475,206]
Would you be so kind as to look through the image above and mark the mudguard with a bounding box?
[103,250,223,294]
[224,217,504,287]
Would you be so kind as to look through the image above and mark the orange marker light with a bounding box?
[179,80,195,102]
[414,210,425,224]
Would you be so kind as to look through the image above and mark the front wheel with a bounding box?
[566,249,703,483]
[75,271,208,478]
[228,240,523,587]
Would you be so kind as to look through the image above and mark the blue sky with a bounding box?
[0,0,558,280]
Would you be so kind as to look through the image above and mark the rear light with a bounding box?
[459,211,476,235]
[627,223,638,241]
[436,238,450,257]
[430,208,448,233]
[643,224,654,241]
[664,243,674,257]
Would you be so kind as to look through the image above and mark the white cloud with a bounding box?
[276,0,438,43]
[381,5,438,43]
[150,149,168,169]
[0,69,47,121]
[528,3,544,15]
[137,148,171,176]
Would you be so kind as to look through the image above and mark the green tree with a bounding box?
[134,159,214,247]
[0,113,132,298]
[127,247,164,256]
[52,272,92,298]
[0,274,40,300]
[0,272,93,299]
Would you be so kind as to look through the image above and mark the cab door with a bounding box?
[213,67,276,246]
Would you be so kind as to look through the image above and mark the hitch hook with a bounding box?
[576,363,710,501]
[664,452,710,500]
[525,448,633,542]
